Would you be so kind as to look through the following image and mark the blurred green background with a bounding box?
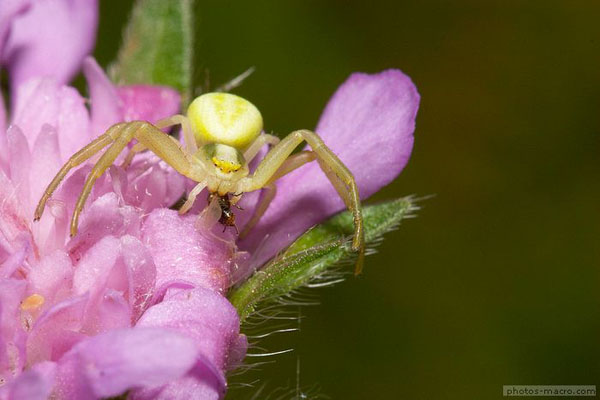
[98,1,600,398]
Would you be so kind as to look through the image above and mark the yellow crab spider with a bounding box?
[34,93,365,272]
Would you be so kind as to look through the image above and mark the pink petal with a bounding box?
[0,0,25,168]
[117,85,181,123]
[6,125,31,208]
[141,209,234,294]
[0,0,31,58]
[72,234,156,332]
[2,0,98,93]
[0,170,32,258]
[32,167,91,252]
[26,295,87,365]
[7,361,56,400]
[26,125,67,250]
[82,57,122,136]
[83,57,183,136]
[27,250,73,308]
[72,235,120,299]
[239,69,420,266]
[29,125,61,211]
[0,238,29,279]
[52,83,93,159]
[135,288,244,400]
[131,358,225,400]
[67,193,142,262]
[137,288,244,371]
[11,78,91,161]
[92,288,131,332]
[47,351,94,400]
[227,334,248,370]
[53,327,199,399]
[119,235,157,320]
[0,279,27,364]
[123,153,186,213]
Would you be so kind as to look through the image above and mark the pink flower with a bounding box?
[0,4,247,398]
[0,67,247,397]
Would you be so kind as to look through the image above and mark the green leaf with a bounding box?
[229,197,416,323]
[109,0,194,105]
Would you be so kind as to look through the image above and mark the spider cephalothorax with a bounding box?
[35,92,365,272]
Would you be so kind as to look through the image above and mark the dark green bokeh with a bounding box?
[97,1,600,398]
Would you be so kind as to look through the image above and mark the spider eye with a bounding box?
[187,93,263,149]
[212,157,241,173]
[202,143,245,174]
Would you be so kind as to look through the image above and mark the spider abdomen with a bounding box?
[187,93,263,149]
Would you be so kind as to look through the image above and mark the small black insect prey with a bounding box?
[208,193,240,233]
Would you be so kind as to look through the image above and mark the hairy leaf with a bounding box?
[229,197,416,322]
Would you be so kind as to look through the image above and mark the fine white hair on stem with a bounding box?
[252,309,302,321]
[276,290,320,307]
[248,384,268,400]
[259,383,330,400]
[228,360,276,377]
[247,328,299,339]
[215,67,256,92]
[228,378,261,389]
[245,348,294,358]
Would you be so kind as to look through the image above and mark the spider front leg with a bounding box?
[36,121,196,236]
[121,115,197,169]
[34,122,128,221]
[241,129,365,274]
